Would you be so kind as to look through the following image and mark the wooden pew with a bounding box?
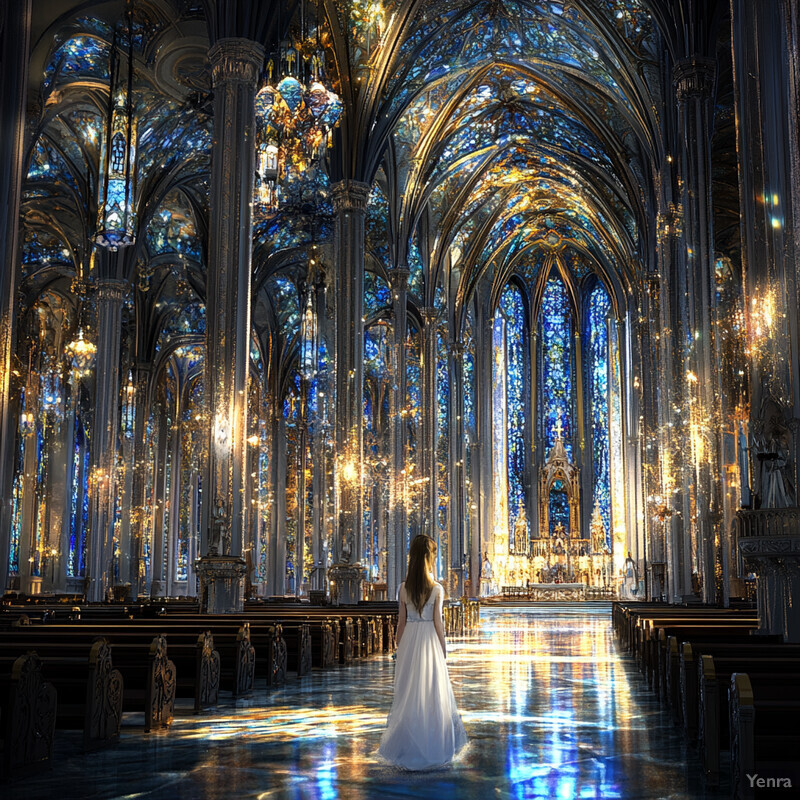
[309,618,337,668]
[5,638,123,750]
[676,639,791,741]
[641,619,759,688]
[729,672,800,800]
[0,652,57,780]
[173,632,220,712]
[696,655,800,785]
[0,629,176,732]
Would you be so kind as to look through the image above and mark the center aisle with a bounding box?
[15,606,724,800]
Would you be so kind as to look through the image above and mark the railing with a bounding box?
[735,508,800,539]
[442,598,480,635]
[502,584,617,601]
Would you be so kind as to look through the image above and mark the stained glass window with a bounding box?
[548,479,570,536]
[364,271,392,318]
[68,418,89,576]
[436,328,450,570]
[585,281,612,546]
[462,307,477,576]
[539,273,573,457]
[499,283,528,549]
[405,321,422,545]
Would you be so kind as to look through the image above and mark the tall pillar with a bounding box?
[87,277,127,601]
[476,299,495,576]
[43,415,69,592]
[730,0,800,635]
[204,38,264,557]
[388,267,409,597]
[528,329,539,546]
[129,365,150,597]
[330,180,368,602]
[151,409,171,597]
[0,0,32,591]
[17,386,38,592]
[267,409,287,596]
[449,340,465,595]
[674,56,721,604]
[296,411,308,596]
[165,416,183,596]
[420,307,438,540]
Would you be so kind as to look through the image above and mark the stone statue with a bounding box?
[482,552,492,580]
[341,532,354,563]
[209,497,227,556]
[481,552,493,597]
[753,399,796,509]
[620,551,639,600]
[756,430,795,509]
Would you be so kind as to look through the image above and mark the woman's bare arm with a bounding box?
[395,584,407,647]
[433,587,447,658]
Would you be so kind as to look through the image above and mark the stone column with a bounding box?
[165,415,182,596]
[87,277,127,601]
[449,340,465,595]
[204,38,264,558]
[43,413,69,592]
[528,329,539,544]
[674,56,721,604]
[420,307,438,540]
[732,0,799,428]
[267,409,287,596]
[476,300,495,576]
[388,267,409,597]
[0,0,31,592]
[17,385,39,592]
[128,365,150,597]
[296,410,308,596]
[149,409,169,597]
[330,180,368,603]
[116,374,136,592]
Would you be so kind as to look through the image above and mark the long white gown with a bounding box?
[378,582,468,770]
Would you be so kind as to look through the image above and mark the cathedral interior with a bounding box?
[1,0,800,795]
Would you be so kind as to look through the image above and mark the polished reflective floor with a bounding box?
[10,606,725,799]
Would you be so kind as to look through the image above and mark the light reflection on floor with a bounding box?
[10,606,726,799]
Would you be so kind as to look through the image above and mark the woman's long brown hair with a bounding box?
[405,535,437,614]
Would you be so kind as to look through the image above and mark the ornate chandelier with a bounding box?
[65,327,97,378]
[254,24,342,214]
[95,0,137,250]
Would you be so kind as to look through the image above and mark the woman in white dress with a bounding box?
[378,535,468,770]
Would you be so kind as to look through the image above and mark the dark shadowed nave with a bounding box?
[9,607,724,800]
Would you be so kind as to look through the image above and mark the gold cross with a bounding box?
[554,415,564,439]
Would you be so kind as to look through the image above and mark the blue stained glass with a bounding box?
[22,229,71,268]
[405,322,422,546]
[540,274,573,457]
[146,191,203,260]
[366,181,390,265]
[43,35,110,90]
[463,309,476,434]
[585,281,612,547]
[408,234,424,297]
[155,303,205,353]
[364,272,392,317]
[436,330,450,559]
[365,323,392,376]
[548,485,570,537]
[499,284,528,547]
[69,421,85,576]
[9,420,25,575]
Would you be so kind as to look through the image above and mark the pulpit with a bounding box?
[195,555,247,614]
